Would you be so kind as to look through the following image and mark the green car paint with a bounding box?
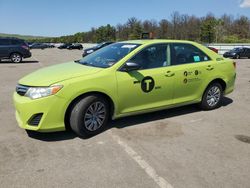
[13,40,236,132]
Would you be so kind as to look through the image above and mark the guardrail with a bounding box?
[208,43,250,55]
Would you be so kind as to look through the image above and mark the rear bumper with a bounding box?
[225,73,236,95]
[23,51,32,58]
[13,92,66,132]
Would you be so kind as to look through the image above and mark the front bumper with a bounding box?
[13,92,67,132]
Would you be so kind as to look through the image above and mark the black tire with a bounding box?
[69,95,109,137]
[236,54,240,59]
[200,83,223,110]
[10,53,22,63]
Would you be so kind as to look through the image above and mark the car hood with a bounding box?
[19,61,103,86]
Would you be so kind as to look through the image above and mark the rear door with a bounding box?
[170,43,214,104]
[0,39,10,58]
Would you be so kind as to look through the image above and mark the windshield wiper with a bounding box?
[79,61,99,67]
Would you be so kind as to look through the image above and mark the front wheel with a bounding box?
[10,53,22,63]
[69,95,109,137]
[200,83,223,110]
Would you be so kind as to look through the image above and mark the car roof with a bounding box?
[118,39,198,45]
[0,37,24,41]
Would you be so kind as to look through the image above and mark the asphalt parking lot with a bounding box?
[0,48,249,188]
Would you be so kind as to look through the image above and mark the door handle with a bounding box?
[165,71,175,77]
[206,65,214,71]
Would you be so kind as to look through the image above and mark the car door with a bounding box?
[116,43,175,114]
[0,39,10,58]
[247,49,250,58]
[170,43,214,104]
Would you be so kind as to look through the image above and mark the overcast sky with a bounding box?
[0,0,249,37]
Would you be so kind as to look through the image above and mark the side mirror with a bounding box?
[120,62,141,72]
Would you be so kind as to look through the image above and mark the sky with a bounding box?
[0,0,250,37]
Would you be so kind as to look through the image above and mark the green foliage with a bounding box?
[95,24,116,42]
[3,13,249,44]
[200,14,217,43]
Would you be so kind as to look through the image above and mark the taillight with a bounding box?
[233,61,236,69]
[21,45,29,50]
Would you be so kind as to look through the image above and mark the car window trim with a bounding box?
[169,43,212,67]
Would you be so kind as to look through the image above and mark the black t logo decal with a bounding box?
[141,76,155,93]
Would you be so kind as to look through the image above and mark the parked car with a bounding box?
[67,43,83,50]
[14,40,236,137]
[30,43,48,49]
[208,47,218,53]
[46,43,55,48]
[223,47,250,59]
[82,41,113,57]
[58,43,72,49]
[0,37,31,63]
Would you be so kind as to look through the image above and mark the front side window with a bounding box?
[129,44,171,70]
[171,43,210,66]
[79,43,140,68]
[10,39,22,45]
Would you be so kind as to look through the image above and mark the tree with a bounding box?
[95,24,116,42]
[200,14,217,43]
[126,17,143,40]
[29,13,250,44]
[158,19,170,39]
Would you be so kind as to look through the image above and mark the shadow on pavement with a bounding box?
[0,60,39,64]
[26,97,233,141]
[26,130,77,141]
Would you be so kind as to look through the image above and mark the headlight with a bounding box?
[232,53,236,55]
[25,85,63,99]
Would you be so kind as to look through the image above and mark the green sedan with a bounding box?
[13,40,236,136]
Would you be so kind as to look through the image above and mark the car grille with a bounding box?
[16,84,29,96]
[28,113,43,126]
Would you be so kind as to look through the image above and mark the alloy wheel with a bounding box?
[84,101,106,131]
[206,86,221,107]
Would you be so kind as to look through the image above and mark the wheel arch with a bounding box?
[64,91,115,130]
[206,78,227,93]
[9,52,22,58]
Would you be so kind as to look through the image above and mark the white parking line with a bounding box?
[111,133,174,188]
[32,56,43,67]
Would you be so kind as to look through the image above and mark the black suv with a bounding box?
[0,38,31,63]
[223,47,250,59]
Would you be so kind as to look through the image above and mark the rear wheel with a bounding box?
[10,53,22,63]
[236,54,240,59]
[200,83,223,110]
[69,95,109,137]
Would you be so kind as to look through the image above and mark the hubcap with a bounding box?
[12,54,21,63]
[206,86,221,107]
[84,102,106,131]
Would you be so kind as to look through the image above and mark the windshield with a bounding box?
[79,43,140,68]
[231,48,242,52]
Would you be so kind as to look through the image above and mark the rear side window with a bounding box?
[0,39,10,45]
[10,39,22,45]
[171,43,210,66]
